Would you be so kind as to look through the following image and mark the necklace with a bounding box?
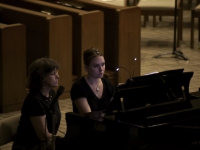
[96,87,99,92]
[95,80,101,93]
[85,76,101,93]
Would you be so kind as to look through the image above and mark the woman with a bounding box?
[12,58,61,150]
[70,47,115,121]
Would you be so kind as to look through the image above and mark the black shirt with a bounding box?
[14,88,61,147]
[70,76,115,113]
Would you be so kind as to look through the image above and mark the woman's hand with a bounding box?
[84,111,105,121]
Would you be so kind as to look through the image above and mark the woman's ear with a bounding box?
[84,65,88,71]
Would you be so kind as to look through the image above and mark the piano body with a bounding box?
[65,97,200,149]
[65,69,200,149]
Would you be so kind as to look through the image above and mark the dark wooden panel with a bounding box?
[1,0,141,85]
[0,23,26,113]
[0,3,72,99]
[43,0,141,84]
[2,0,104,81]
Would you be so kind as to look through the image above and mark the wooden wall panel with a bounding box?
[2,0,104,82]
[0,3,72,99]
[0,23,26,113]
[43,0,141,84]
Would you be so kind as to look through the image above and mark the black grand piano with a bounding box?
[66,69,200,150]
[65,98,200,149]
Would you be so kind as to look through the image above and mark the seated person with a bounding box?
[70,47,115,121]
[12,58,64,150]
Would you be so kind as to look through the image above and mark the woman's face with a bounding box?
[85,56,105,78]
[43,69,59,88]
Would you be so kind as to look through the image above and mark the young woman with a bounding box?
[70,47,115,121]
[12,58,61,150]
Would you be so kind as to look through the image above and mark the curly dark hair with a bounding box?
[27,58,60,90]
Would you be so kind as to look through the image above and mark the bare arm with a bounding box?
[30,115,53,141]
[74,97,91,114]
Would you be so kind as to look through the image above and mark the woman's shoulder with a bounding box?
[25,89,50,104]
[22,91,48,116]
[26,89,42,99]
[71,76,87,90]
[102,78,115,91]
